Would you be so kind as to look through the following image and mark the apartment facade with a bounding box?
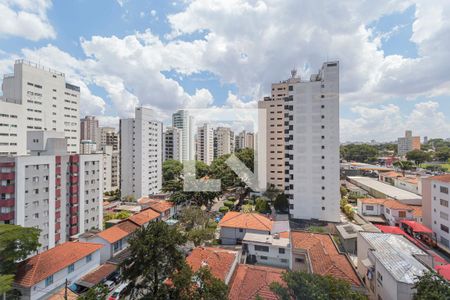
[285,61,340,222]
[172,110,195,161]
[0,99,26,156]
[235,130,254,151]
[120,107,162,199]
[1,59,80,154]
[398,130,421,156]
[163,126,182,162]
[196,123,214,165]
[214,126,234,159]
[80,116,100,146]
[100,127,119,151]
[422,175,450,252]
[0,131,103,252]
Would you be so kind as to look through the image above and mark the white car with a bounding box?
[104,280,115,291]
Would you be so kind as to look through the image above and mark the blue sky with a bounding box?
[1,0,450,142]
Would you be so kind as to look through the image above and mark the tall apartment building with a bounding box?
[172,110,195,161]
[0,131,103,252]
[120,107,162,199]
[100,127,119,151]
[235,131,254,151]
[422,175,450,252]
[285,61,340,222]
[163,126,182,162]
[398,130,421,156]
[80,116,100,146]
[214,127,234,159]
[1,59,80,154]
[196,123,214,165]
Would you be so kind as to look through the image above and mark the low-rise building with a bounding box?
[336,223,380,254]
[357,232,431,300]
[242,232,290,268]
[379,171,422,195]
[79,220,138,263]
[147,200,177,221]
[186,247,239,284]
[357,198,420,226]
[228,264,284,300]
[128,207,161,227]
[290,231,363,290]
[218,212,273,245]
[13,242,102,300]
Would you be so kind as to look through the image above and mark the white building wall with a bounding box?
[429,179,450,251]
[172,110,195,161]
[219,227,270,245]
[285,62,340,222]
[0,100,26,155]
[244,241,290,268]
[196,123,214,165]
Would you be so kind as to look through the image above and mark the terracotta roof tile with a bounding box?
[359,198,414,210]
[148,200,175,213]
[412,206,422,217]
[219,212,272,231]
[228,264,284,300]
[97,220,139,243]
[15,242,103,288]
[380,171,403,178]
[429,174,450,183]
[290,231,362,287]
[278,231,289,239]
[78,263,117,287]
[128,208,160,226]
[186,247,238,282]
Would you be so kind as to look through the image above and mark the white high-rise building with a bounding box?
[0,131,103,253]
[235,131,254,151]
[214,127,234,159]
[196,123,214,165]
[163,126,182,162]
[99,127,120,190]
[172,110,195,161]
[120,107,162,199]
[285,61,340,222]
[1,59,80,154]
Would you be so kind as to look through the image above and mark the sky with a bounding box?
[1,0,450,142]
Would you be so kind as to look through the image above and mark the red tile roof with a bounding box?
[290,231,362,287]
[219,212,272,231]
[148,200,175,213]
[429,174,450,183]
[128,208,160,226]
[278,231,289,239]
[97,220,139,243]
[380,171,403,178]
[15,242,103,288]
[78,263,117,287]
[435,264,450,281]
[412,206,422,217]
[359,198,414,210]
[400,220,433,233]
[375,225,406,235]
[228,264,284,300]
[186,247,238,282]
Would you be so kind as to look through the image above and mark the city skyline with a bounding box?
[1,1,450,142]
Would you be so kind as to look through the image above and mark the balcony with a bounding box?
[70,206,78,214]
[55,199,61,209]
[55,222,61,231]
[70,176,78,184]
[0,211,14,221]
[0,173,15,180]
[55,166,61,174]
[55,178,61,186]
[55,233,61,242]
[55,189,61,198]
[0,186,14,194]
[70,216,78,225]
[69,196,78,205]
[55,156,61,164]
[0,162,15,168]
[0,199,15,207]
[55,211,61,219]
[69,165,78,173]
[70,155,79,163]
[69,185,78,194]
[69,226,78,236]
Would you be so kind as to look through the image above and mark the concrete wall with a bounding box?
[220,227,270,244]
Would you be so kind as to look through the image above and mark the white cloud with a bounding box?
[0,0,55,41]
[341,101,450,142]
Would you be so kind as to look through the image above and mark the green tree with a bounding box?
[163,159,184,183]
[394,160,416,176]
[263,184,280,203]
[171,264,228,300]
[340,144,378,163]
[406,150,431,166]
[186,227,215,246]
[270,271,366,300]
[255,197,270,214]
[0,224,40,274]
[178,206,209,231]
[340,186,348,197]
[78,284,109,300]
[435,147,450,162]
[274,193,289,213]
[0,274,14,294]
[413,271,450,300]
[120,221,187,299]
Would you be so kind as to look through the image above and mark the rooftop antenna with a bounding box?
[291,67,297,78]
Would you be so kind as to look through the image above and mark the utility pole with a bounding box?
[64,279,68,300]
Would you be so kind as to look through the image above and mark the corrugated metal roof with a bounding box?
[360,232,428,284]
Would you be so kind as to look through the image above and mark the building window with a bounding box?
[68,263,75,273]
[295,257,304,263]
[440,186,449,194]
[280,258,288,263]
[385,208,390,214]
[260,256,268,260]
[365,205,374,211]
[441,224,449,233]
[398,211,406,218]
[289,204,294,209]
[440,212,449,221]
[255,245,270,252]
[86,254,92,262]
[279,248,285,254]
[377,271,383,285]
[45,275,53,287]
[441,237,450,247]
[239,228,244,233]
[440,199,449,207]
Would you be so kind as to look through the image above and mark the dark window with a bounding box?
[322,207,325,210]
[289,204,294,209]
[239,228,244,232]
[279,248,285,254]
[440,186,449,194]
[441,224,449,233]
[295,257,304,263]
[288,85,293,91]
[260,256,268,260]
[255,245,269,252]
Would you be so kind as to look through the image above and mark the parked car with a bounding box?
[109,282,128,300]
[104,280,115,291]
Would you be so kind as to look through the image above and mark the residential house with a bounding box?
[128,207,161,227]
[13,242,102,300]
[228,264,284,300]
[218,212,273,245]
[242,232,291,268]
[79,220,139,263]
[186,247,239,285]
[357,232,431,300]
[357,198,421,226]
[148,200,177,221]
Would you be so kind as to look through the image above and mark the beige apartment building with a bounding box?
[258,70,300,190]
